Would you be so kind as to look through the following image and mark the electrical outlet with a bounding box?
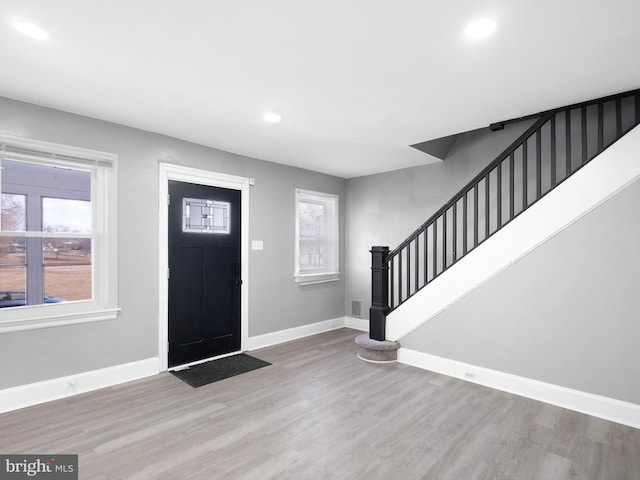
[464,371,477,381]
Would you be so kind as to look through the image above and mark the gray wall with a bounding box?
[345,120,535,316]
[402,175,640,405]
[0,96,345,389]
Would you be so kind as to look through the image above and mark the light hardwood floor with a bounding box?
[1,328,639,479]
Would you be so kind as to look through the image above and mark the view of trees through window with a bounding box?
[295,189,338,279]
[0,193,27,301]
[0,159,92,308]
[298,201,326,271]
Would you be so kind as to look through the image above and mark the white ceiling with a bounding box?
[0,1,639,179]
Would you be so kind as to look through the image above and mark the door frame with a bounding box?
[158,163,250,372]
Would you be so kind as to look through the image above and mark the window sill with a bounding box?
[294,272,340,286]
[0,307,121,333]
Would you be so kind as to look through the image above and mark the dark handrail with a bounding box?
[372,88,640,326]
[388,111,553,259]
[387,88,640,261]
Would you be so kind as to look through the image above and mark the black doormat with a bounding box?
[171,353,271,388]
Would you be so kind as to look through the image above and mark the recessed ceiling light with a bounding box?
[14,21,49,40]
[465,18,497,40]
[264,112,282,124]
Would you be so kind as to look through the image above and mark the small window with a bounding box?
[0,135,118,332]
[182,197,230,234]
[294,189,339,285]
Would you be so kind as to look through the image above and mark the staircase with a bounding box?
[370,89,640,342]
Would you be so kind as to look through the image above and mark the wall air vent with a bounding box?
[351,299,362,318]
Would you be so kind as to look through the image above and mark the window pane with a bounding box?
[299,202,325,236]
[1,193,26,231]
[43,198,92,233]
[43,237,92,301]
[1,159,91,233]
[0,237,26,266]
[299,201,325,271]
[0,266,26,308]
[0,236,26,307]
[182,197,230,234]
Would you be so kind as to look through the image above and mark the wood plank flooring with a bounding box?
[1,328,639,479]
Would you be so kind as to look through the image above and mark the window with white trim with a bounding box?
[0,135,118,332]
[294,189,339,285]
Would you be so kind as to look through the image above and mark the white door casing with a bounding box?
[158,163,249,372]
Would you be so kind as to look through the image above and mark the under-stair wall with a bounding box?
[401,168,640,412]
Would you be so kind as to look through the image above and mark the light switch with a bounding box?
[252,240,264,251]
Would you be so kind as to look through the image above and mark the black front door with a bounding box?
[168,180,241,367]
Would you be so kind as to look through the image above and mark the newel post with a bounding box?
[370,246,390,341]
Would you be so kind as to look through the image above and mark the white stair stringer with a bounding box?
[386,124,640,341]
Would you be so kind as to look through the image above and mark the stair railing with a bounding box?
[370,89,640,340]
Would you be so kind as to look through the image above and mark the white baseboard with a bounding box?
[398,348,640,429]
[344,316,368,331]
[0,358,159,414]
[1,319,364,414]
[248,317,348,351]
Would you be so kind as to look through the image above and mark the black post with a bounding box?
[370,246,389,341]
